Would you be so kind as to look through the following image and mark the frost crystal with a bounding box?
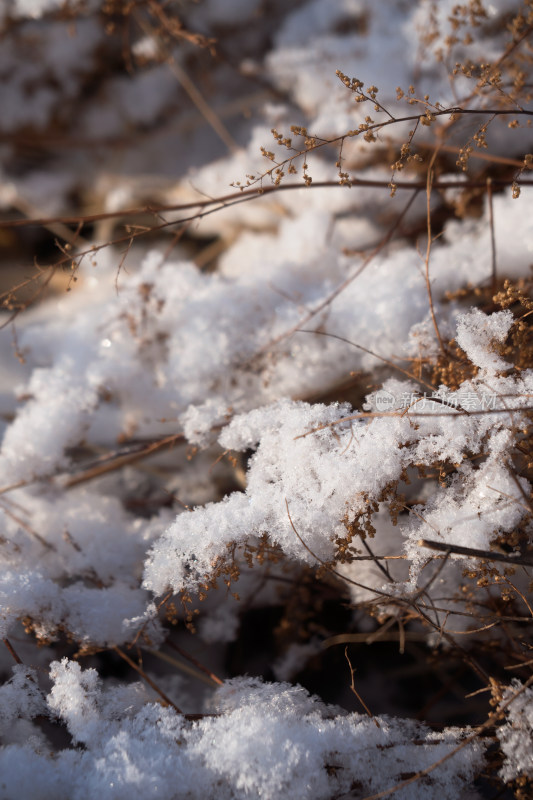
[498,681,533,782]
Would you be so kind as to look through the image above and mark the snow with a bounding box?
[0,662,486,800]
[146,351,533,604]
[0,0,531,796]
[455,308,514,373]
[498,680,533,782]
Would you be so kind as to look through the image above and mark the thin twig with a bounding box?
[257,190,420,356]
[63,433,185,488]
[344,646,380,727]
[296,329,437,392]
[113,646,184,714]
[1,176,533,232]
[166,639,224,686]
[487,177,497,293]
[419,539,533,567]
[0,500,55,551]
[134,8,237,153]
[294,403,533,440]
[424,152,445,352]
[144,647,220,688]
[3,638,23,664]
[284,499,400,602]
[323,632,429,648]
[360,674,533,800]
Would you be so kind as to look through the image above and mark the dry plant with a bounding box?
[1,1,533,799]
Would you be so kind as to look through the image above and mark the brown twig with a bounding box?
[3,638,23,664]
[344,646,380,727]
[256,189,420,356]
[1,177,532,232]
[424,150,445,353]
[166,639,224,686]
[419,539,533,567]
[296,329,437,393]
[134,7,237,153]
[360,674,533,800]
[487,177,497,293]
[0,499,55,551]
[63,433,185,488]
[113,645,184,714]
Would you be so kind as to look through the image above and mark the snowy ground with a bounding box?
[0,1,532,798]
